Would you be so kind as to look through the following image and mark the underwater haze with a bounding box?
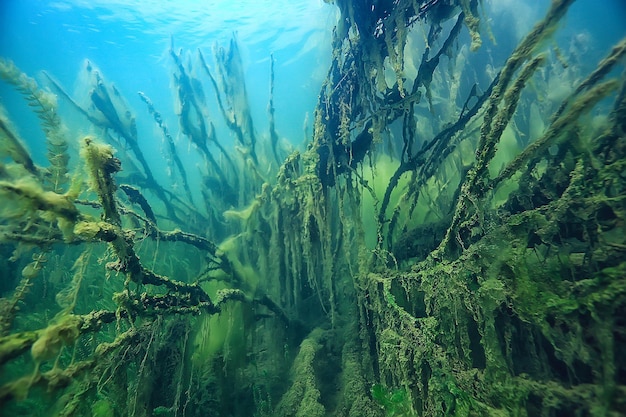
[1,0,626,416]
[0,0,334,185]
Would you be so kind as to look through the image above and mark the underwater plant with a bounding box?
[371,384,413,416]
[0,0,625,416]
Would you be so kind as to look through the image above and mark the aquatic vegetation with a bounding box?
[0,105,38,177]
[275,328,326,417]
[0,0,625,416]
[138,91,194,205]
[0,58,68,190]
[371,384,412,416]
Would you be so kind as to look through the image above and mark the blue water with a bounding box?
[0,0,625,169]
[0,0,335,175]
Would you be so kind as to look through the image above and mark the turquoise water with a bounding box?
[0,0,334,171]
[1,1,626,416]
[1,0,624,165]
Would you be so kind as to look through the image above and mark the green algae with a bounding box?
[0,1,625,416]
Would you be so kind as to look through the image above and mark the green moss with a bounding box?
[0,331,39,366]
[0,58,69,191]
[371,384,412,416]
[31,314,82,363]
[91,398,115,417]
[80,137,121,225]
[275,329,326,417]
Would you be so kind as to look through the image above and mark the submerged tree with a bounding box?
[0,0,625,416]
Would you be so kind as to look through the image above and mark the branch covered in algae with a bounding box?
[0,280,292,405]
[138,91,194,203]
[0,58,69,192]
[0,180,79,223]
[435,0,577,255]
[0,106,38,176]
